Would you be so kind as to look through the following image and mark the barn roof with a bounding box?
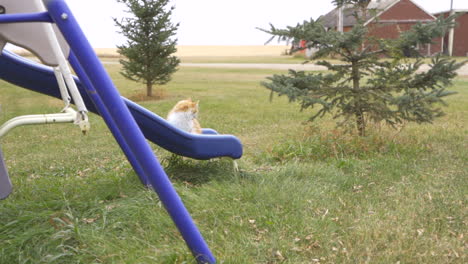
[319,0,428,29]
[367,0,399,10]
[319,3,357,28]
[432,9,468,16]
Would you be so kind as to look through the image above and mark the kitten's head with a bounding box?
[173,98,199,117]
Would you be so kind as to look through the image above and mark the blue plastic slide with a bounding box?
[0,50,242,160]
[1,1,222,262]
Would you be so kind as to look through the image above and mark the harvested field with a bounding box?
[15,46,287,56]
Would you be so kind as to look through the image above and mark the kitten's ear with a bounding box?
[196,100,200,106]
[187,98,192,102]
[180,104,189,111]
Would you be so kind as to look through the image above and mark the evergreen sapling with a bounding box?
[114,0,180,97]
[260,0,465,136]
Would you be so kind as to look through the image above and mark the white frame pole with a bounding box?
[448,1,455,56]
[53,66,71,109]
[0,108,77,139]
[43,20,90,133]
[338,5,344,32]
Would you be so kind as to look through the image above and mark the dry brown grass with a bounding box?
[127,89,171,102]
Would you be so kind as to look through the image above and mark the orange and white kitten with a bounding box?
[167,98,202,134]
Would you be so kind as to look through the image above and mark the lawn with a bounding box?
[0,63,466,263]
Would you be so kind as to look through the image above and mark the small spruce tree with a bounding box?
[260,0,465,136]
[114,0,180,97]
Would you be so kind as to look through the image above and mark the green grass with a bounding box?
[0,64,466,263]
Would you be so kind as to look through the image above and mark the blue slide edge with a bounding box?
[0,50,242,160]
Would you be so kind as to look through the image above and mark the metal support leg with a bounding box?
[68,52,150,187]
[0,146,12,200]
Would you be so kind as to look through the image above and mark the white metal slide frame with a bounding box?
[0,0,92,199]
[0,0,90,137]
[0,108,78,139]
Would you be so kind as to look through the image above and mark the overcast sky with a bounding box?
[63,0,468,47]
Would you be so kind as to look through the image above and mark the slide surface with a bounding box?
[0,50,242,160]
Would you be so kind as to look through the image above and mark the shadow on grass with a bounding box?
[162,155,239,185]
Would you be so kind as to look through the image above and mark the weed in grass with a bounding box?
[260,124,431,165]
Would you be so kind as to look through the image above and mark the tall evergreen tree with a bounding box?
[260,0,465,136]
[114,0,180,97]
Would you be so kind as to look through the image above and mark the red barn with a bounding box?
[434,10,468,57]
[318,0,442,56]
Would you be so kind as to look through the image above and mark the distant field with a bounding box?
[13,45,299,64]
[95,45,290,57]
[95,45,300,63]
[13,45,468,65]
